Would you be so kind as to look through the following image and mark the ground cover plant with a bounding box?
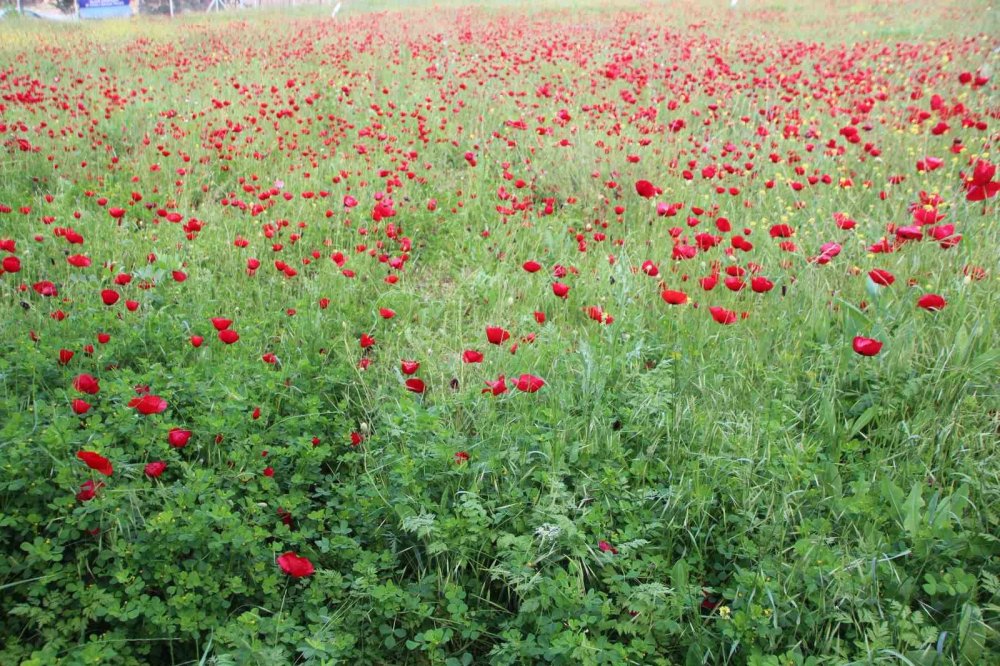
[0,0,998,663]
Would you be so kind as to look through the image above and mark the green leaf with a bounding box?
[903,483,925,539]
[671,558,689,596]
[881,478,905,521]
[848,405,878,439]
[958,603,986,664]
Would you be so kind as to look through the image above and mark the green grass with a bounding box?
[0,1,998,664]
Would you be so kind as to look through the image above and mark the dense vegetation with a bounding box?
[1,2,997,664]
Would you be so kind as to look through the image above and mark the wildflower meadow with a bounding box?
[0,1,998,664]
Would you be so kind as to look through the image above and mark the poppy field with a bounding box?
[1,1,998,664]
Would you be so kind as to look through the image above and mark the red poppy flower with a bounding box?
[58,349,74,365]
[750,277,774,293]
[211,317,233,331]
[534,311,546,324]
[834,214,857,230]
[514,374,545,392]
[552,282,570,299]
[71,399,91,415]
[167,427,192,447]
[405,378,426,393]
[73,374,100,395]
[77,451,113,476]
[598,540,618,555]
[277,552,315,578]
[917,294,947,311]
[144,461,167,478]
[963,265,987,281]
[482,375,508,396]
[964,160,999,201]
[522,260,542,273]
[916,156,944,172]
[379,308,396,319]
[190,335,204,347]
[454,451,469,464]
[101,289,120,306]
[32,281,57,296]
[76,479,104,502]
[360,333,375,349]
[219,329,239,344]
[401,360,420,375]
[129,395,168,415]
[97,333,111,344]
[709,306,737,325]
[819,242,842,260]
[852,336,883,356]
[486,326,511,345]
[868,269,895,286]
[463,349,484,363]
[929,224,955,241]
[724,276,746,292]
[1,256,21,273]
[584,305,607,325]
[634,180,657,198]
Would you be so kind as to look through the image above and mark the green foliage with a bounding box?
[1,1,998,665]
